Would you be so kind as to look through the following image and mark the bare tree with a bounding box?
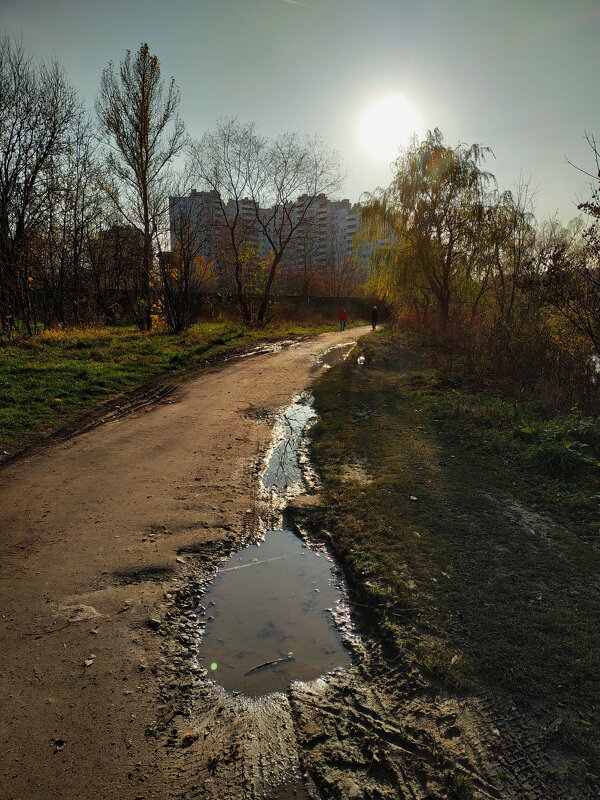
[188,120,267,326]
[161,192,214,332]
[0,36,80,333]
[189,119,343,326]
[96,43,185,330]
[40,115,105,326]
[249,130,343,325]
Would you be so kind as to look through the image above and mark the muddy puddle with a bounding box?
[261,396,317,495]
[198,528,350,697]
[198,391,354,699]
[315,341,356,369]
[240,340,300,358]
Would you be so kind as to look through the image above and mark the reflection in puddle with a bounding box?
[198,529,349,697]
[316,341,356,369]
[198,530,349,697]
[197,388,354,700]
[262,396,317,494]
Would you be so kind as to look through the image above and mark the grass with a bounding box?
[0,319,339,454]
[310,328,600,775]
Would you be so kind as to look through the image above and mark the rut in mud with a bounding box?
[155,392,359,800]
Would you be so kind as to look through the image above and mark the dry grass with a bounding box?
[310,329,600,776]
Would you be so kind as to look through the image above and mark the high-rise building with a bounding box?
[170,190,271,256]
[169,190,366,292]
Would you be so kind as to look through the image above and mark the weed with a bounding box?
[415,640,468,690]
[444,771,474,798]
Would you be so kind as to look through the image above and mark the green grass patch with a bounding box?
[0,320,334,454]
[311,328,600,770]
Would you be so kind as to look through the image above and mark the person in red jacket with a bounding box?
[338,308,348,331]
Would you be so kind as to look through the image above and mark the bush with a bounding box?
[527,438,590,477]
[523,415,600,477]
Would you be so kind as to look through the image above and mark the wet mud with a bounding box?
[148,361,565,800]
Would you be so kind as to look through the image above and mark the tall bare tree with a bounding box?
[189,119,342,326]
[0,36,80,333]
[96,43,185,329]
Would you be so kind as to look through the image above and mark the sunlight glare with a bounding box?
[358,94,420,162]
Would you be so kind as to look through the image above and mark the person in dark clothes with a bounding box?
[371,305,378,330]
[338,308,348,331]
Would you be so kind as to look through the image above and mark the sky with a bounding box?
[2,0,599,221]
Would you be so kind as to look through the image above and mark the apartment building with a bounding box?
[169,190,269,258]
[168,189,365,282]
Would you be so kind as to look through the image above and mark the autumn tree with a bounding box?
[360,128,494,323]
[96,43,185,330]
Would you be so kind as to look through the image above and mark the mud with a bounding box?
[154,564,510,800]
[148,377,513,800]
[0,325,578,800]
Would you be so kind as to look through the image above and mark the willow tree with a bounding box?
[96,43,185,329]
[360,128,494,323]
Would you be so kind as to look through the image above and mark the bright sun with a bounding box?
[358,94,420,162]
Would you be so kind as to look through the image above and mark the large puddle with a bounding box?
[197,388,354,698]
[315,341,356,370]
[198,528,350,697]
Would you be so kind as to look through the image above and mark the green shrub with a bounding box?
[527,439,589,477]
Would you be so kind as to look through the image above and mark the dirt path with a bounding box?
[0,327,369,800]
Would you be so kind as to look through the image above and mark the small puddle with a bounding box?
[197,385,355,699]
[316,341,356,369]
[198,528,350,697]
[262,396,317,494]
[240,340,300,358]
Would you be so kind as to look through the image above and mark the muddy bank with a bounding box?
[149,550,510,800]
[144,383,512,800]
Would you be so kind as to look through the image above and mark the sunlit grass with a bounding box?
[0,320,334,454]
[310,329,600,769]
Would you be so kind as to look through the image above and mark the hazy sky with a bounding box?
[3,0,599,220]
